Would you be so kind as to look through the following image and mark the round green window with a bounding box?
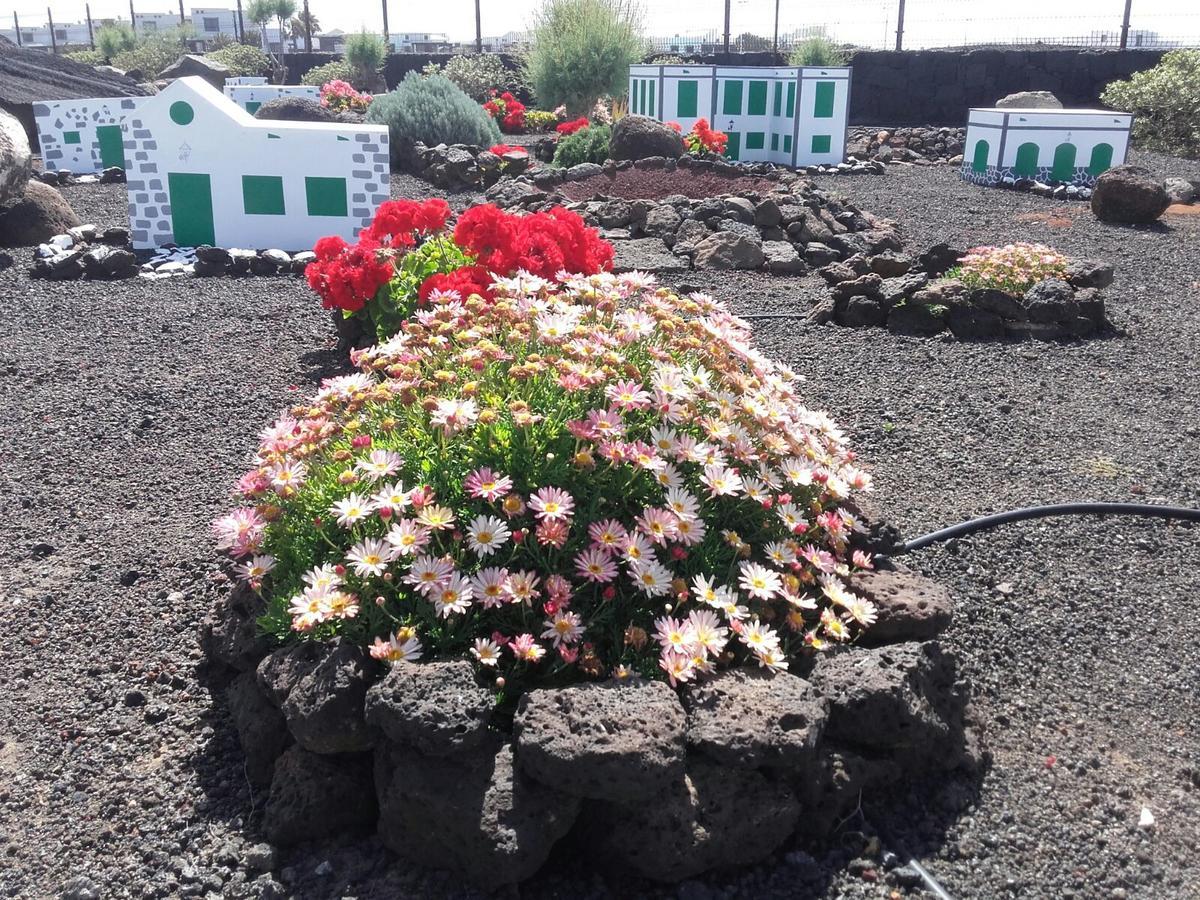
[169,101,194,125]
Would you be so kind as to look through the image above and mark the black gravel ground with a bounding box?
[1,152,1197,899]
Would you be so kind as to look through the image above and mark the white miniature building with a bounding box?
[223,83,322,115]
[962,108,1132,188]
[34,96,149,174]
[628,64,851,167]
[120,77,388,250]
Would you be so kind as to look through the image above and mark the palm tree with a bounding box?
[290,8,319,52]
[246,0,295,78]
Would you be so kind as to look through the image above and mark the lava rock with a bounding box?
[1064,258,1115,289]
[586,758,801,882]
[917,242,965,276]
[804,242,841,266]
[159,53,230,89]
[995,90,1062,109]
[277,638,375,754]
[0,109,32,205]
[837,295,887,327]
[375,735,580,886]
[721,196,757,223]
[609,115,685,161]
[100,226,130,245]
[0,180,81,248]
[514,678,686,803]
[1091,165,1169,224]
[254,97,338,122]
[850,567,954,644]
[1024,278,1079,324]
[970,287,1027,320]
[946,303,1006,340]
[693,231,765,270]
[643,204,682,238]
[82,245,137,278]
[227,670,290,785]
[200,582,270,671]
[671,219,711,256]
[868,251,913,277]
[681,668,828,770]
[564,162,603,182]
[762,240,805,274]
[262,746,376,846]
[753,198,783,228]
[832,273,883,302]
[99,165,126,184]
[795,746,902,838]
[364,659,493,756]
[887,301,946,336]
[1164,177,1196,206]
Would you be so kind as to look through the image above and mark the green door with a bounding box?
[725,132,740,161]
[1050,143,1077,182]
[245,101,261,115]
[1014,142,1039,177]
[167,172,215,247]
[97,125,125,169]
[1088,143,1114,176]
[971,139,990,173]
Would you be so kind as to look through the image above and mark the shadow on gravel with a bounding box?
[298,347,350,386]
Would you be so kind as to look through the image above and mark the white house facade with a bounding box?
[962,108,1133,188]
[120,77,389,250]
[33,97,150,173]
[223,84,322,115]
[628,64,851,167]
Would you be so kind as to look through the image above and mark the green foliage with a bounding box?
[207,43,271,77]
[112,29,190,79]
[1102,50,1200,158]
[65,49,106,66]
[345,31,388,86]
[552,124,611,167]
[429,54,520,102]
[524,109,559,131]
[523,0,645,114]
[96,23,136,61]
[650,54,690,65]
[367,72,501,161]
[788,35,848,67]
[301,60,353,87]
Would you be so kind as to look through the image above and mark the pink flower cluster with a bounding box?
[949,242,1069,294]
[320,79,372,113]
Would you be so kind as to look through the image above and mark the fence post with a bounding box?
[86,3,94,48]
[130,1,136,36]
[47,7,57,53]
[236,0,244,43]
[1119,0,1133,48]
[475,0,482,53]
[13,11,20,46]
[772,0,779,56]
[178,0,185,26]
[895,0,906,51]
[722,0,731,55]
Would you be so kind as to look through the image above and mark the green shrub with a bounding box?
[432,54,516,102]
[524,0,645,114]
[65,49,106,66]
[788,35,848,67]
[524,109,559,131]
[367,72,501,162]
[96,23,136,61]
[1101,50,1200,158]
[112,29,190,79]
[207,44,271,77]
[552,124,611,167]
[650,54,690,65]
[301,60,353,87]
[345,31,388,88]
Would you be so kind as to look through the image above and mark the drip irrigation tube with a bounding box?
[896,502,1200,554]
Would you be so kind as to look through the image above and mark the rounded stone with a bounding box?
[364,659,494,756]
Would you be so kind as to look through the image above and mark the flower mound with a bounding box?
[483,90,527,133]
[320,79,372,113]
[216,274,877,697]
[947,243,1068,294]
[683,118,728,157]
[555,116,590,136]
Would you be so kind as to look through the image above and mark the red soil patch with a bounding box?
[1165,203,1200,216]
[1013,207,1083,229]
[556,167,779,201]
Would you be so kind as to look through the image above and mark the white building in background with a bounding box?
[133,12,181,34]
[629,63,852,167]
[189,7,239,43]
[389,32,451,53]
[1,20,93,48]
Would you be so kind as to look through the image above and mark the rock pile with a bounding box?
[846,126,966,164]
[202,541,977,886]
[27,225,314,280]
[403,141,530,190]
[35,166,127,186]
[486,166,897,275]
[810,242,1114,341]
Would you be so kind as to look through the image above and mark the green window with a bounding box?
[169,101,194,125]
[167,172,215,247]
[746,132,765,150]
[772,82,782,117]
[770,133,779,151]
[785,82,795,117]
[1088,142,1114,176]
[748,81,767,116]
[97,125,125,168]
[814,81,835,118]
[245,101,261,115]
[783,135,792,154]
[242,175,285,215]
[971,139,990,173]
[1051,142,1077,181]
[1014,142,1040,177]
[722,80,743,116]
[725,132,740,161]
[677,80,698,118]
[811,134,832,154]
[648,80,655,117]
[63,130,81,144]
[305,176,347,217]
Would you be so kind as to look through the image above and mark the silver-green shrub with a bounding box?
[301,60,353,86]
[367,72,502,162]
[1102,50,1200,158]
[432,54,521,102]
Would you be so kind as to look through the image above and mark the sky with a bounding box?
[7,0,1197,48]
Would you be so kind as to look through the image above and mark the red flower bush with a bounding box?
[483,90,527,133]
[450,204,614,284]
[489,144,529,156]
[556,116,590,135]
[305,235,394,313]
[684,118,728,156]
[361,198,452,248]
[665,121,683,133]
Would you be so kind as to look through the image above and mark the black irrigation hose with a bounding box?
[896,502,1200,554]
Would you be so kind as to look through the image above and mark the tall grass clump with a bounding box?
[346,31,389,91]
[788,35,848,67]
[367,73,502,164]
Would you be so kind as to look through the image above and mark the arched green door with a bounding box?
[1050,143,1077,182]
[971,139,990,173]
[1088,142,1114,176]
[1014,142,1040,177]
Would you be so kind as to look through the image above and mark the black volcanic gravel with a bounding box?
[1,150,1198,899]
